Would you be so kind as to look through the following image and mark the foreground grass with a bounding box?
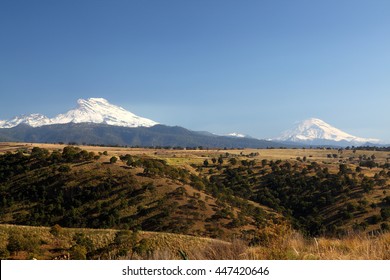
[0,224,230,260]
[1,224,389,260]
[247,230,390,260]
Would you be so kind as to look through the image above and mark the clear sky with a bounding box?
[1,0,389,142]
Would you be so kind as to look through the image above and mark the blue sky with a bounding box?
[1,0,389,141]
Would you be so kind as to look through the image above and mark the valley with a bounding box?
[0,142,389,259]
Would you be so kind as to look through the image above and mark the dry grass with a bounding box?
[132,230,390,260]
[1,224,389,260]
[245,230,390,260]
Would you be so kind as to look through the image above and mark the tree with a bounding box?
[339,164,348,175]
[203,159,209,167]
[62,146,81,162]
[30,147,49,160]
[110,156,117,164]
[58,165,71,172]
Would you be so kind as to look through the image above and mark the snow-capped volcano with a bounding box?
[275,118,380,146]
[51,98,158,127]
[0,98,158,128]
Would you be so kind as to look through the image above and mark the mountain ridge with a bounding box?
[0,99,384,147]
[0,97,286,148]
[275,118,381,146]
[0,122,285,148]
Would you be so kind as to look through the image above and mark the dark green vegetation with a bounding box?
[205,158,390,236]
[0,147,277,241]
[0,123,282,148]
[1,145,389,259]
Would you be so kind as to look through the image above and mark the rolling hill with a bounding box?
[1,143,389,259]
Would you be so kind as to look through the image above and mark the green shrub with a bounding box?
[73,233,94,252]
[50,224,63,237]
[381,208,390,220]
[6,231,40,254]
[110,156,117,164]
[70,245,87,260]
[58,165,71,172]
[0,247,10,259]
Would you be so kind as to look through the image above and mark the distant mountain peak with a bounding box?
[0,98,158,128]
[225,132,252,138]
[275,118,380,145]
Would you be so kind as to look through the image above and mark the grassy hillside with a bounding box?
[0,144,279,241]
[0,143,389,259]
[0,224,233,260]
[1,224,389,260]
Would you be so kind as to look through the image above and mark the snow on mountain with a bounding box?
[0,114,52,128]
[226,132,247,138]
[51,98,158,127]
[0,98,158,128]
[275,118,381,145]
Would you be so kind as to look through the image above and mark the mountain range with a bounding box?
[0,98,281,148]
[0,98,384,147]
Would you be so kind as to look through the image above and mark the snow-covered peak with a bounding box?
[0,114,52,128]
[275,118,380,145]
[52,97,158,127]
[0,98,158,128]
